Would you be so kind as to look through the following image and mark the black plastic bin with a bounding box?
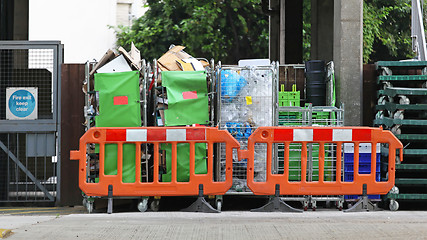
[305,60,326,106]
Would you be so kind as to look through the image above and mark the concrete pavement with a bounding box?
[1,210,427,239]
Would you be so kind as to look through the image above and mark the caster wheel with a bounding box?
[86,201,93,214]
[382,81,392,90]
[390,186,399,194]
[391,125,401,135]
[150,199,160,212]
[338,206,343,211]
[216,200,222,212]
[377,96,387,105]
[137,198,148,212]
[393,110,404,120]
[312,207,316,211]
[399,95,410,105]
[389,200,399,211]
[375,111,384,119]
[303,206,308,211]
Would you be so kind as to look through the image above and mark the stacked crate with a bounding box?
[374,61,427,211]
[343,143,381,200]
[278,84,300,107]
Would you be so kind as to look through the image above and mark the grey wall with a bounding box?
[333,0,363,126]
[310,0,363,125]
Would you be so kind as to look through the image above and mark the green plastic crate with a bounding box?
[279,111,303,126]
[278,84,300,107]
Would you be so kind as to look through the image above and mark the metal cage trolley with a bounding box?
[215,61,279,201]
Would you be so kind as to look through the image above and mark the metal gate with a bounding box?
[0,41,63,203]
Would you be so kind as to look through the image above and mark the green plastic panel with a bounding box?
[162,71,209,126]
[161,143,208,182]
[94,71,141,183]
[95,71,141,127]
[101,144,136,183]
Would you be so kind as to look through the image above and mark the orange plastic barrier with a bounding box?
[241,126,403,196]
[70,127,240,197]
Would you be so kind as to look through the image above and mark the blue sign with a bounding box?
[7,88,37,119]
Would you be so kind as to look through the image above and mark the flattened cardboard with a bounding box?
[89,49,117,76]
[96,55,132,73]
[157,45,192,71]
[118,43,141,70]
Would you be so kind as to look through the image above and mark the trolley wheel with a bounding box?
[303,199,309,211]
[336,199,344,211]
[85,201,94,214]
[391,125,401,135]
[312,207,316,211]
[137,198,149,212]
[399,95,410,105]
[216,200,222,212]
[389,199,399,211]
[150,199,160,212]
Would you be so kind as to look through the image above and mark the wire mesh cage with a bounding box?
[216,62,279,193]
[0,42,61,203]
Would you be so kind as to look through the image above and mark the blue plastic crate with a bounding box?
[344,153,381,164]
[344,162,381,173]
[344,194,381,200]
[344,172,380,182]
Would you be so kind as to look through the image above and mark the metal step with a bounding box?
[378,75,427,83]
[381,146,427,156]
[374,117,427,127]
[387,193,427,200]
[395,134,427,141]
[395,178,427,185]
[403,149,427,155]
[382,87,427,97]
[376,61,427,68]
[396,164,427,170]
[376,102,427,112]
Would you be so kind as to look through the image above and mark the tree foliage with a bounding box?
[363,0,416,63]
[302,0,311,62]
[115,0,423,64]
[114,0,269,64]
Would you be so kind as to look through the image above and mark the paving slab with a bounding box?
[2,211,427,239]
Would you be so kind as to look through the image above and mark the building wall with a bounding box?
[29,0,145,63]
